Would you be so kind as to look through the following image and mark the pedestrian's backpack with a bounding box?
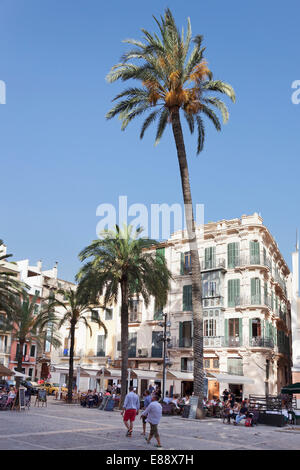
[245,417,252,427]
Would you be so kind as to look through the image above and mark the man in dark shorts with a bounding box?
[141,393,162,448]
[121,386,140,437]
[141,390,152,436]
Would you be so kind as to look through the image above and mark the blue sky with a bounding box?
[0,0,299,281]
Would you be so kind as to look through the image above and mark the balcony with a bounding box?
[249,337,274,348]
[230,253,271,270]
[274,275,287,296]
[229,295,271,309]
[168,337,193,349]
[202,258,226,271]
[202,296,224,308]
[223,336,241,347]
[59,348,82,358]
[204,336,223,348]
[128,311,142,323]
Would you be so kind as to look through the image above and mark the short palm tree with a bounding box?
[49,287,107,403]
[1,293,61,387]
[0,240,27,313]
[77,225,172,405]
[106,9,235,413]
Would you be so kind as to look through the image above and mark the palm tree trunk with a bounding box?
[16,340,25,389]
[67,321,75,403]
[171,106,204,414]
[120,276,129,407]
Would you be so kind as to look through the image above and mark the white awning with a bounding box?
[209,372,255,384]
[132,369,159,380]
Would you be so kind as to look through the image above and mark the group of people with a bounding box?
[0,384,17,409]
[122,386,163,448]
[80,388,121,408]
[221,389,257,426]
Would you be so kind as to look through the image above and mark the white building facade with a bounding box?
[113,213,292,399]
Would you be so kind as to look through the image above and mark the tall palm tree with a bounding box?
[77,225,172,406]
[49,287,107,403]
[1,293,61,387]
[105,9,235,414]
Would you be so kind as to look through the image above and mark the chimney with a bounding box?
[53,262,58,279]
[37,260,42,272]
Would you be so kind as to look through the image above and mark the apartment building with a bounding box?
[0,244,20,369]
[113,213,292,398]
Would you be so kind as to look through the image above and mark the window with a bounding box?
[180,252,192,275]
[181,357,193,372]
[228,279,240,307]
[128,332,137,358]
[151,331,163,358]
[227,243,240,268]
[251,319,261,338]
[179,321,192,347]
[205,247,216,269]
[183,285,192,311]
[91,310,99,322]
[105,309,113,320]
[227,358,243,376]
[204,359,211,369]
[204,319,216,337]
[30,345,36,357]
[202,271,220,298]
[35,290,40,297]
[117,341,121,351]
[96,335,106,357]
[154,299,163,320]
[28,368,33,378]
[213,359,219,369]
[250,241,260,265]
[251,278,261,305]
[225,318,242,346]
[156,247,165,264]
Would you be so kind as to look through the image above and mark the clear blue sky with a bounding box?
[1,0,299,281]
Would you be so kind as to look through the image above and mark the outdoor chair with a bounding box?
[0,395,8,410]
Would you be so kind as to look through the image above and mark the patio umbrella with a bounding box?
[0,364,15,377]
[281,383,300,394]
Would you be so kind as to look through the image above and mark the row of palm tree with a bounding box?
[0,228,171,404]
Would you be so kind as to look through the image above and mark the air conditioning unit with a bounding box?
[138,348,148,358]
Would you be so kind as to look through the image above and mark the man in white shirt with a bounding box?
[121,386,140,437]
[141,393,162,448]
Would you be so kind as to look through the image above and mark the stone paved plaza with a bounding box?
[0,396,299,451]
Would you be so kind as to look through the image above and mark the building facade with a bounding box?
[113,213,292,398]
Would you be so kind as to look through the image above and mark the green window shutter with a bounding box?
[156,247,165,264]
[179,322,183,347]
[251,278,261,304]
[264,282,268,305]
[250,241,260,264]
[249,319,253,344]
[228,243,239,268]
[271,291,274,311]
[205,246,216,269]
[239,319,243,346]
[183,285,192,311]
[228,279,240,307]
[180,252,184,275]
[224,319,229,346]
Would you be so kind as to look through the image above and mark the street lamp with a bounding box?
[158,313,171,399]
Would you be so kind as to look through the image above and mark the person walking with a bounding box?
[141,393,163,448]
[121,386,140,437]
[141,390,152,436]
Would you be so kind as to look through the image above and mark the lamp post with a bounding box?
[159,313,171,399]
